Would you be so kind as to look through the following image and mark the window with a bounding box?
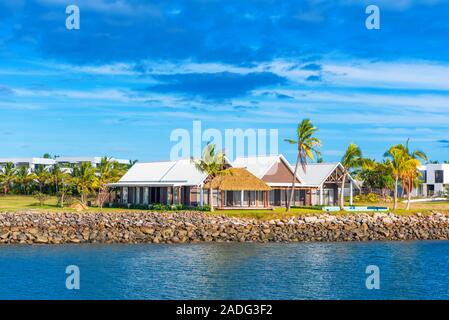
[435,170,444,183]
[420,170,427,183]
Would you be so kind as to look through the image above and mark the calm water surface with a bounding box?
[1,241,449,299]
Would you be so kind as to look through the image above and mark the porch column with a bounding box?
[122,187,128,204]
[240,190,244,207]
[178,186,181,205]
[319,186,323,206]
[221,190,224,208]
[263,191,268,208]
[136,187,140,204]
[143,187,149,205]
[256,192,258,208]
[200,186,204,206]
[349,180,354,206]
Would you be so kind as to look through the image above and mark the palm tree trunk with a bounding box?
[287,154,301,212]
[406,178,412,210]
[340,173,347,210]
[393,176,398,210]
[209,186,214,212]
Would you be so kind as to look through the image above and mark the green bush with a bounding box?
[354,193,379,203]
[196,204,211,211]
[33,192,49,206]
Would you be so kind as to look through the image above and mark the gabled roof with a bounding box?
[111,159,207,187]
[204,168,271,191]
[292,162,358,188]
[232,154,302,183]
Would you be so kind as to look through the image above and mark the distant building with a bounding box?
[55,156,130,167]
[0,156,130,172]
[0,158,55,172]
[413,164,449,197]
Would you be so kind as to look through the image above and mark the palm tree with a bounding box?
[340,143,372,210]
[192,143,227,212]
[15,166,33,194]
[96,157,125,208]
[284,119,321,212]
[33,165,49,193]
[49,164,65,194]
[384,147,407,210]
[58,172,72,208]
[0,162,16,194]
[385,139,427,210]
[72,162,97,205]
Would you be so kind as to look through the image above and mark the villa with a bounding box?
[412,163,449,197]
[108,155,359,209]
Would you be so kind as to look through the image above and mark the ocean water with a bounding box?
[0,241,448,300]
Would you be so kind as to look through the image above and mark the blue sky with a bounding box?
[0,0,448,163]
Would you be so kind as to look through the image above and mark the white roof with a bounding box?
[232,154,298,180]
[420,163,449,171]
[294,163,340,187]
[111,159,207,187]
[56,156,130,165]
[0,158,56,165]
[293,162,358,187]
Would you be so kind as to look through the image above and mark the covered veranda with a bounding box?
[204,168,272,209]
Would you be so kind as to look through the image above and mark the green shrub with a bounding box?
[354,193,379,203]
[33,192,48,206]
[196,204,211,211]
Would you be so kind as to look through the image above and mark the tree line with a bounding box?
[0,156,130,208]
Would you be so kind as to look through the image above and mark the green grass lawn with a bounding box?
[0,195,135,213]
[0,195,448,219]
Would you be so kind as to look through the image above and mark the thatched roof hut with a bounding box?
[204,167,271,191]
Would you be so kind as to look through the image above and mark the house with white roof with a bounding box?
[108,155,357,208]
[412,163,449,197]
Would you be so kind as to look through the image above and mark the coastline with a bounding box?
[1,211,449,244]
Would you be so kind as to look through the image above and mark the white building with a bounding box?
[0,156,130,173]
[0,158,56,172]
[55,156,130,167]
[413,163,449,197]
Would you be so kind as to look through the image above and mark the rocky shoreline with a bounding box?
[1,211,449,244]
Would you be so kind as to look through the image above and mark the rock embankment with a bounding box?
[0,211,448,244]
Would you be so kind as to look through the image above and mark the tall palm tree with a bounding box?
[96,157,125,208]
[15,166,33,194]
[49,164,65,194]
[192,143,227,212]
[284,119,321,212]
[0,162,16,194]
[340,143,372,210]
[384,147,407,210]
[58,171,72,208]
[402,158,422,210]
[72,162,97,205]
[385,139,427,210]
[33,165,49,193]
